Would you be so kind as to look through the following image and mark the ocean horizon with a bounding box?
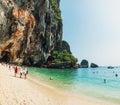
[28,66,120,104]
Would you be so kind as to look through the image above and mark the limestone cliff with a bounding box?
[0,0,63,66]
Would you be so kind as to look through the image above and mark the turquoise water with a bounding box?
[28,67,120,104]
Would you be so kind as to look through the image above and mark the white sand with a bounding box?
[0,64,118,105]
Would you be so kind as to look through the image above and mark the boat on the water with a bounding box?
[108,66,114,69]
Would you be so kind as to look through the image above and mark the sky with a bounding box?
[60,0,120,66]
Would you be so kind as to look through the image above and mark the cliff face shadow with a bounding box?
[0,51,10,63]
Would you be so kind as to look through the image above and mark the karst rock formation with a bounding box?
[0,0,63,66]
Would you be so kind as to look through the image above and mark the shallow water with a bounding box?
[28,67,120,104]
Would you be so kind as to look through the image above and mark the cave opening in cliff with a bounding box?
[0,51,10,63]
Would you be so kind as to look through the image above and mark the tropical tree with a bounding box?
[51,50,77,65]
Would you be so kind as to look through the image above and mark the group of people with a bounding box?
[9,64,28,79]
[104,73,118,83]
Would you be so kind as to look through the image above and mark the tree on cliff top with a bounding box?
[50,50,78,65]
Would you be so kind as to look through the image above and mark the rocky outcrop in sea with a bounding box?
[80,59,89,68]
[90,63,98,68]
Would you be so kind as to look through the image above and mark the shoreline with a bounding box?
[0,64,119,105]
[28,72,120,105]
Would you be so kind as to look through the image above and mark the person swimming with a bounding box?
[115,74,118,77]
[104,79,106,83]
[49,77,53,80]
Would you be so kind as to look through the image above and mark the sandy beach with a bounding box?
[0,64,118,105]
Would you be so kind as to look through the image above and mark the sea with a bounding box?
[28,67,120,104]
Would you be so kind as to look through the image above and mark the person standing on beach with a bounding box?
[9,64,12,71]
[14,66,18,77]
[20,67,23,78]
[23,67,28,79]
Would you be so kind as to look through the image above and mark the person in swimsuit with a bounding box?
[14,66,18,77]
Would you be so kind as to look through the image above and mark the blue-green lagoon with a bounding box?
[28,67,120,104]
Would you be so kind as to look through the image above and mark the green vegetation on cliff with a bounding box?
[51,50,78,65]
[50,0,62,22]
